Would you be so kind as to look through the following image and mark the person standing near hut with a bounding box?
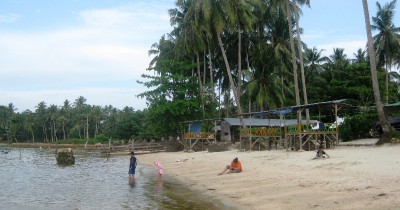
[128,151,137,179]
[218,157,242,175]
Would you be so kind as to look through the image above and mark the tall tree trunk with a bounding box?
[203,51,206,85]
[286,0,302,149]
[196,52,206,118]
[53,120,57,141]
[294,5,310,123]
[362,0,392,144]
[224,91,230,117]
[62,121,66,140]
[50,122,54,142]
[217,33,243,116]
[286,0,301,107]
[208,43,215,100]
[42,123,47,142]
[385,62,389,103]
[207,42,215,100]
[237,25,243,104]
[85,115,89,148]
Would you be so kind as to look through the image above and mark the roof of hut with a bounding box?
[223,118,317,127]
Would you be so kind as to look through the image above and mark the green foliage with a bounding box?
[340,113,377,141]
[138,59,207,138]
[95,134,109,143]
[390,131,400,143]
[57,138,86,144]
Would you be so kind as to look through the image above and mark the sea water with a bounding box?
[0,148,230,210]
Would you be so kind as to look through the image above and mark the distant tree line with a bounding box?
[0,96,149,144]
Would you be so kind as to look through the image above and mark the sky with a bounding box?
[0,0,399,113]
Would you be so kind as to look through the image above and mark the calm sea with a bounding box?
[0,147,235,210]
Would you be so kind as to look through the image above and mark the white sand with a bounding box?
[138,141,400,210]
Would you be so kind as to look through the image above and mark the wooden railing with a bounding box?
[286,123,338,135]
[240,127,282,136]
[184,132,215,139]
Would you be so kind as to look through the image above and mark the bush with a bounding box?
[57,138,86,144]
[94,134,109,143]
[340,113,376,141]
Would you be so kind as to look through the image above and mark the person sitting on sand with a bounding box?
[313,146,329,159]
[218,157,242,175]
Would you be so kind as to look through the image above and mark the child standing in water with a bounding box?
[128,151,137,179]
[154,160,164,176]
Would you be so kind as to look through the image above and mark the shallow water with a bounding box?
[0,148,229,210]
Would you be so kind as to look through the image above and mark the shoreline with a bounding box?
[138,143,400,210]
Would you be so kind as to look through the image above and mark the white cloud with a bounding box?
[316,39,367,59]
[0,13,20,23]
[79,9,134,27]
[0,3,173,111]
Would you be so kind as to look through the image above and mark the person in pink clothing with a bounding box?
[154,160,164,176]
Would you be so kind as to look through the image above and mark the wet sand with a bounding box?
[138,140,400,210]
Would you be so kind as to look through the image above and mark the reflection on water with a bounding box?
[0,148,229,210]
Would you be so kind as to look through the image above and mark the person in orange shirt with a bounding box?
[218,157,242,175]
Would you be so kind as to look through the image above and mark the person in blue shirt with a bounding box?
[128,151,137,179]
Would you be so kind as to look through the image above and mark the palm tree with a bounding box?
[22,110,35,142]
[35,101,48,142]
[285,0,301,109]
[304,47,329,74]
[48,104,58,142]
[362,0,392,144]
[60,99,72,140]
[230,0,257,104]
[198,0,244,116]
[91,105,103,138]
[263,4,292,107]
[294,0,311,122]
[303,47,330,102]
[246,44,291,110]
[170,0,208,117]
[326,48,349,81]
[352,48,368,64]
[371,0,400,103]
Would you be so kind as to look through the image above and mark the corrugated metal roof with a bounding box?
[223,118,315,127]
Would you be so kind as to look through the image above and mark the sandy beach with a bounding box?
[138,139,400,210]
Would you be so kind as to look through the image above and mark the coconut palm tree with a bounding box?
[326,48,349,81]
[285,0,301,109]
[294,0,310,122]
[48,104,58,142]
[198,0,244,116]
[304,47,329,74]
[35,101,48,142]
[229,0,257,104]
[352,48,368,64]
[169,0,208,117]
[246,44,291,110]
[362,0,392,144]
[371,0,400,103]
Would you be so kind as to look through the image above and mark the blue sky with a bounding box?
[0,0,399,112]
